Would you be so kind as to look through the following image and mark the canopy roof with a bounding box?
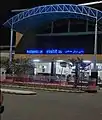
[3,4,102,34]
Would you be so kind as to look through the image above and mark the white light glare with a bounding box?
[56,60,64,62]
[83,60,91,63]
[33,59,40,62]
[68,62,73,66]
[79,1,102,6]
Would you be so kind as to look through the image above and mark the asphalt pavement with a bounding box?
[1,90,102,120]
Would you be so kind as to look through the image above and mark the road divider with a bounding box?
[1,80,87,90]
[1,84,85,93]
[1,80,99,93]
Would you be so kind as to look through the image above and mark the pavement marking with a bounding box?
[1,88,37,95]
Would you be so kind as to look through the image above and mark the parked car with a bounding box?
[0,91,4,114]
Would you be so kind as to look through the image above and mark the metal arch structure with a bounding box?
[3,4,102,73]
[3,4,102,33]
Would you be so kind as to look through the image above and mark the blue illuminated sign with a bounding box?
[26,49,84,54]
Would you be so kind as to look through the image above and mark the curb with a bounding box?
[1,84,85,93]
[2,91,37,95]
[32,87,85,93]
[1,89,37,95]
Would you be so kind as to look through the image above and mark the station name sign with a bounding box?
[26,49,84,54]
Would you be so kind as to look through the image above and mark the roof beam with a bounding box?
[36,31,102,36]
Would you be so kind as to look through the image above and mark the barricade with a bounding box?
[1,75,100,91]
[85,79,97,93]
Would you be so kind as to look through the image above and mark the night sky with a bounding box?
[0,0,102,46]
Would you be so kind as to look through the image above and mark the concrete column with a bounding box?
[91,18,98,85]
[51,61,56,76]
[68,20,70,32]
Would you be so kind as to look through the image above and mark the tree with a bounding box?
[0,57,9,69]
[0,57,34,76]
[12,58,34,76]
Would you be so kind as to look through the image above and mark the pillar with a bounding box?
[86,19,88,32]
[91,18,98,85]
[51,22,54,33]
[51,61,56,76]
[68,20,70,32]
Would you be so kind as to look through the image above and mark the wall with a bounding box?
[0,51,15,58]
[35,62,72,75]
[99,71,102,79]
[0,51,10,58]
[14,54,102,61]
[34,62,102,78]
[16,32,23,46]
[56,62,72,75]
[35,62,51,74]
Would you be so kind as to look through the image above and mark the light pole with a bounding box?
[91,17,98,84]
[9,27,13,66]
[93,18,98,71]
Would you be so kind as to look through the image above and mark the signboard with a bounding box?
[26,49,84,54]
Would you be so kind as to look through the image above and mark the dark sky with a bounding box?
[0,0,102,45]
[0,0,102,24]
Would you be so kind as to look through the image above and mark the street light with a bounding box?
[79,1,102,6]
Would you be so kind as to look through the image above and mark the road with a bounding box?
[1,90,102,120]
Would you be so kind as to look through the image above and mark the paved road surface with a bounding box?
[1,90,102,120]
